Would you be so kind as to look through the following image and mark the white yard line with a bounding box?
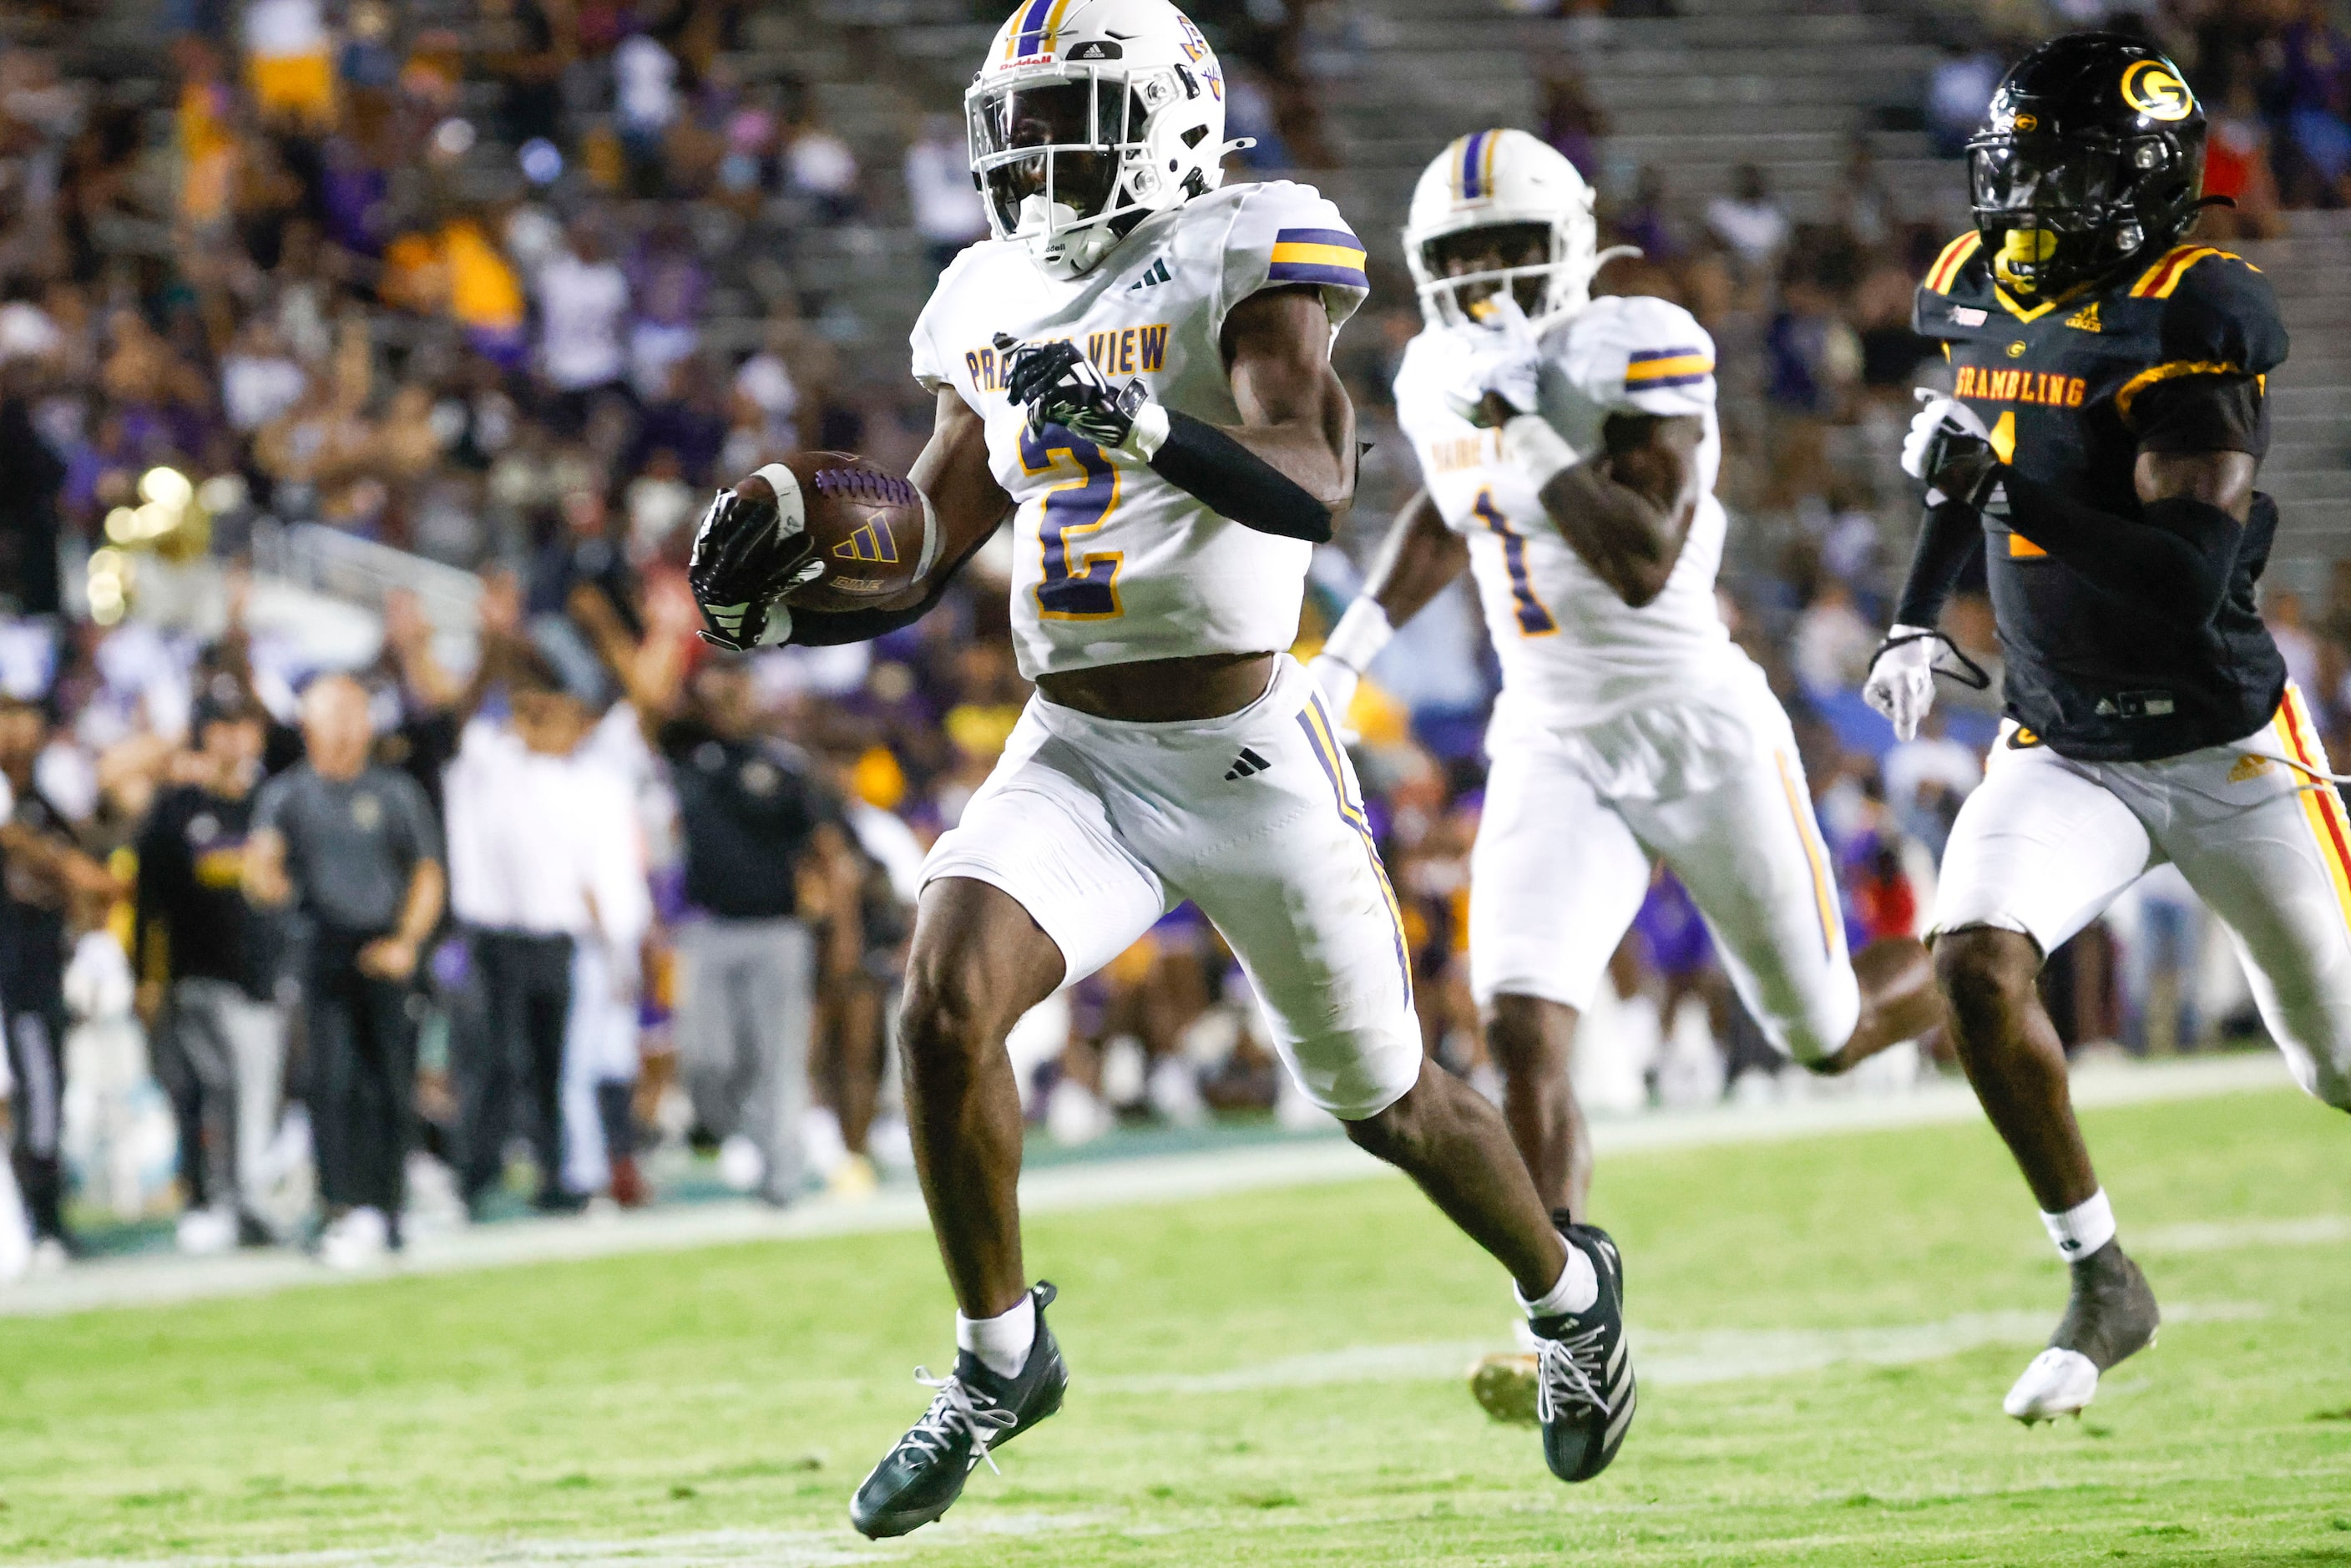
[0,1053,2295,1320]
[21,1510,1115,1568]
[2137,1213,2351,1252]
[1095,1301,2272,1398]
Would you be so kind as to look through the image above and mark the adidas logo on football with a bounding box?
[1224,747,1271,781]
[832,518,898,564]
[2065,301,2102,332]
[1127,257,1173,291]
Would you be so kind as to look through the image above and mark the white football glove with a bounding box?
[1863,624,1941,742]
[1443,292,1545,428]
[1900,390,1995,507]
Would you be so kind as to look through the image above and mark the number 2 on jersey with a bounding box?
[1022,423,1123,620]
[1471,488,1557,636]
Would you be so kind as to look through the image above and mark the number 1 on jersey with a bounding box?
[1022,424,1124,620]
[1471,488,1558,636]
[1988,411,2045,559]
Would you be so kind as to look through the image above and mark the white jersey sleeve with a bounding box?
[1552,294,1717,420]
[909,245,996,397]
[1211,180,1369,345]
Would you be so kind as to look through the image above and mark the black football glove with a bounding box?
[686,482,824,651]
[997,332,1151,452]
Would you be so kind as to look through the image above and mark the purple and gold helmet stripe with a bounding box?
[1454,129,1500,201]
[1267,225,1367,289]
[1004,0,1074,60]
[1625,346,1713,388]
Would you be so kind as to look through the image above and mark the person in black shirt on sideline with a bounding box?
[135,693,282,1255]
[660,659,853,1206]
[0,694,118,1262]
[246,675,445,1269]
[1863,34,2350,1428]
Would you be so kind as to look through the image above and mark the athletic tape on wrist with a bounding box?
[1125,400,1170,463]
[1500,413,1577,491]
[912,493,943,580]
[1322,598,1394,673]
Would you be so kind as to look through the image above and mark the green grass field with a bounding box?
[3,1085,2349,1565]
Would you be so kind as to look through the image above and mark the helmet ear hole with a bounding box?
[1181,124,1208,148]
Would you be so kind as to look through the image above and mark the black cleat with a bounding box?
[2004,1242,2159,1423]
[850,1282,1069,1539]
[1529,1217,1637,1483]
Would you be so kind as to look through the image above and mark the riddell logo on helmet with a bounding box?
[2121,61,2194,121]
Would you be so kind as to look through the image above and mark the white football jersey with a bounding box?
[1394,294,1743,729]
[912,180,1368,680]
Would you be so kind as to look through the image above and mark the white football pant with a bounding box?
[1469,670,1860,1063]
[1933,685,2351,1108]
[923,656,1423,1120]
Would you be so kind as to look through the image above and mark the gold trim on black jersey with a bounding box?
[2128,243,2257,299]
[2114,358,2245,419]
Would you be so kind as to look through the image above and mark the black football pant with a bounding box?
[307,953,417,1216]
[460,929,574,1206]
[5,999,68,1242]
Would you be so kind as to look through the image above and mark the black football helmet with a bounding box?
[1967,33,2207,299]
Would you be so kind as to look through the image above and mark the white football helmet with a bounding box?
[967,0,1248,281]
[1403,128,1628,329]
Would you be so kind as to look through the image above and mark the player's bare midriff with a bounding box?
[1036,650,1277,723]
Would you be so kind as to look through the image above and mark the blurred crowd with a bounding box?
[1925,0,2351,215]
[0,0,2347,1275]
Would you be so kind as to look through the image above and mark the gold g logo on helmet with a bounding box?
[2012,111,2040,131]
[2121,60,2194,121]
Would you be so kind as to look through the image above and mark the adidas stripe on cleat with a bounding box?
[1529,1218,1637,1483]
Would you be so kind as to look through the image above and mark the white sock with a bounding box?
[2041,1188,2117,1262]
[1515,1247,1598,1319]
[956,1292,1037,1379]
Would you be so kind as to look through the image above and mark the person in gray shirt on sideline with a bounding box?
[246,675,444,1269]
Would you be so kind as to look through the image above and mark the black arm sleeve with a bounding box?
[2000,470,2243,627]
[786,524,999,648]
[1892,499,1985,628]
[1147,410,1333,544]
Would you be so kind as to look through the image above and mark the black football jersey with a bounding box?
[1913,234,2290,762]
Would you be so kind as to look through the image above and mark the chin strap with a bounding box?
[1874,627,1992,691]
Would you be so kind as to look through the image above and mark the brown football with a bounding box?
[741,452,930,614]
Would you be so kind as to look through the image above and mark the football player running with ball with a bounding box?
[1868,33,2351,1424]
[685,0,1634,1535]
[1314,129,1946,1428]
